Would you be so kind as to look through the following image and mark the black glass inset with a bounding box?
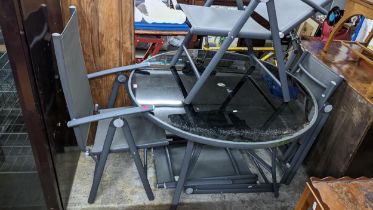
[131,50,316,143]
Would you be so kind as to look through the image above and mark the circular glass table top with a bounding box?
[128,50,318,149]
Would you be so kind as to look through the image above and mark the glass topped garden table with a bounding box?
[128,50,318,149]
[127,50,319,210]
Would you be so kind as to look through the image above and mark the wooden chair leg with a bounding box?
[323,14,352,52]
[295,184,312,210]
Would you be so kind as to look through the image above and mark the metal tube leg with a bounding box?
[271,148,279,197]
[170,33,193,67]
[266,0,290,102]
[108,74,126,108]
[144,148,148,178]
[171,141,195,210]
[122,119,155,201]
[88,121,116,203]
[184,0,260,104]
[284,113,329,184]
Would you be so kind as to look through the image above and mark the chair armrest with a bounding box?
[87,62,151,79]
[67,105,154,127]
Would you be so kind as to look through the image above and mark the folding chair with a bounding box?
[279,51,343,184]
[52,6,168,203]
[170,0,331,104]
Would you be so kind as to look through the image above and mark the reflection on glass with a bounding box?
[0,28,46,210]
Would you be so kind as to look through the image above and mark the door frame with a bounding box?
[0,0,64,209]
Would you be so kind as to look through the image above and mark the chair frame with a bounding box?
[52,6,166,203]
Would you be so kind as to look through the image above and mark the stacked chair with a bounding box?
[279,50,343,184]
[52,6,168,203]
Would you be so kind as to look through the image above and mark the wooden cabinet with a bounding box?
[303,40,373,178]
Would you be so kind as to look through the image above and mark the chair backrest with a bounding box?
[52,6,94,151]
[291,51,343,109]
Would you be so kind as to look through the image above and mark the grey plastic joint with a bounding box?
[67,105,154,127]
[323,104,333,113]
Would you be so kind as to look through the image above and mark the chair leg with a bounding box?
[121,119,155,201]
[144,148,148,178]
[170,32,193,67]
[266,0,290,102]
[88,121,116,203]
[108,74,126,108]
[171,140,195,210]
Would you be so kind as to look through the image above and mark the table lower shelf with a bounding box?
[153,142,279,194]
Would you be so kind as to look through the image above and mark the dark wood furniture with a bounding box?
[303,40,373,178]
[323,0,373,52]
[296,177,373,210]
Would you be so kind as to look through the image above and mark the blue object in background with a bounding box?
[134,22,189,31]
[352,16,365,41]
[264,75,299,100]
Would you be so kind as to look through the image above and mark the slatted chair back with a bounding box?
[52,6,94,151]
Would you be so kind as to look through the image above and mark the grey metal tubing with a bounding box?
[298,64,327,89]
[171,140,194,210]
[184,0,260,104]
[204,0,215,7]
[191,184,274,194]
[128,68,319,150]
[271,148,278,197]
[301,0,328,15]
[187,145,204,178]
[160,178,257,189]
[225,148,240,175]
[165,146,176,182]
[290,51,307,74]
[108,75,126,108]
[279,129,312,184]
[282,111,330,184]
[235,0,244,10]
[170,33,193,67]
[122,119,155,200]
[67,105,154,127]
[87,62,150,79]
[285,51,296,71]
[247,151,271,172]
[182,46,201,79]
[198,174,257,181]
[192,183,273,190]
[144,148,148,177]
[249,155,269,183]
[267,0,290,102]
[281,140,299,162]
[88,120,116,203]
[252,55,281,87]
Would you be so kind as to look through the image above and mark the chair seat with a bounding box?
[91,108,168,154]
[180,0,330,39]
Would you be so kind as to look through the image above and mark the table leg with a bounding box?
[170,140,195,210]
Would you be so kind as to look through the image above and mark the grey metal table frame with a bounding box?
[128,64,319,210]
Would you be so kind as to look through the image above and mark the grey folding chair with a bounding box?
[52,6,168,203]
[170,0,331,104]
[279,51,343,184]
